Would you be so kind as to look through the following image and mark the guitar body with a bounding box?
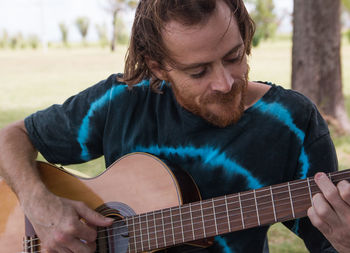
[0,153,208,253]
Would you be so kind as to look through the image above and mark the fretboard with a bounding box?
[125,169,350,252]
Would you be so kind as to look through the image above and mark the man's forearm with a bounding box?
[0,120,45,202]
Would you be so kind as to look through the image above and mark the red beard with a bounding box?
[172,75,248,128]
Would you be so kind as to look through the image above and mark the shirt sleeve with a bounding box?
[282,105,338,252]
[24,74,117,165]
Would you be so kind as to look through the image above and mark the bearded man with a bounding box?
[1,0,350,252]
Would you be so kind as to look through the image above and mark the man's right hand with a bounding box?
[21,188,114,253]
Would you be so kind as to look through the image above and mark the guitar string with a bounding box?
[22,172,350,251]
[22,177,346,252]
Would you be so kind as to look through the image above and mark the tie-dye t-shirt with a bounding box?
[25,74,338,253]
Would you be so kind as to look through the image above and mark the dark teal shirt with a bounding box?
[25,74,338,252]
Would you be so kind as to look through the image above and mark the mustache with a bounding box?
[202,76,247,104]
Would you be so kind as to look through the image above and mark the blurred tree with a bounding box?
[115,17,129,45]
[10,33,25,49]
[96,23,109,48]
[249,0,278,47]
[75,17,90,45]
[104,0,137,51]
[292,0,350,133]
[59,23,69,47]
[0,30,9,48]
[28,34,40,49]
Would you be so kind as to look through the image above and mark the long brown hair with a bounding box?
[119,0,255,91]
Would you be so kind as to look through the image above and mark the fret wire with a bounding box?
[161,209,166,247]
[146,212,150,250]
[200,201,207,238]
[179,203,185,243]
[270,186,277,222]
[287,182,296,219]
[139,215,144,251]
[238,192,245,229]
[189,203,196,240]
[307,177,313,206]
[224,195,231,232]
[253,189,261,226]
[153,211,159,249]
[28,173,350,250]
[169,208,176,245]
[212,198,219,235]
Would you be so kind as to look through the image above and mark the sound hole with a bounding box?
[95,202,135,253]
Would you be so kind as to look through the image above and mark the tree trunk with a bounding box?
[111,10,118,52]
[292,0,350,133]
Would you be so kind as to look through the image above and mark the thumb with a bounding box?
[74,202,114,227]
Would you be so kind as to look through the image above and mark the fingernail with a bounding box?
[105,217,114,222]
[315,172,326,180]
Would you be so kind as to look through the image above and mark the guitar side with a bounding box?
[0,177,24,252]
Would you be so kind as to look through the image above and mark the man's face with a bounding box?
[161,0,249,128]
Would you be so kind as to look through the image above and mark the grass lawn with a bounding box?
[1,39,350,252]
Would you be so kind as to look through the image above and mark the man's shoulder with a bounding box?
[254,81,323,129]
[258,81,317,110]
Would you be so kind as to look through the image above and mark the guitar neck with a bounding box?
[125,169,350,252]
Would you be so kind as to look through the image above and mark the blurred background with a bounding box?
[1,0,350,252]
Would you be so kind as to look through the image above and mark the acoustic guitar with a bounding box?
[0,152,349,253]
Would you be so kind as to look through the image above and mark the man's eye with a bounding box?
[226,57,240,63]
[190,69,207,79]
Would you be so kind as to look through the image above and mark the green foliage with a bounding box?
[250,0,278,47]
[0,31,40,50]
[75,17,90,44]
[343,0,350,43]
[0,29,9,48]
[115,18,129,45]
[28,34,40,49]
[10,32,25,49]
[105,0,137,51]
[343,0,350,11]
[59,22,69,47]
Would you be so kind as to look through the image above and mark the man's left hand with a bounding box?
[308,172,350,253]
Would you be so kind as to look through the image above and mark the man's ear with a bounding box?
[145,57,168,81]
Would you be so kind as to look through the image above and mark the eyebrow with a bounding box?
[177,43,244,71]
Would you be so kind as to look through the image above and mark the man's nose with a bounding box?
[210,65,234,93]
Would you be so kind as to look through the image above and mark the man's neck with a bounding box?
[244,81,271,110]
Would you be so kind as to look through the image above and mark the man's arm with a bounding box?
[309,172,350,253]
[0,120,113,252]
